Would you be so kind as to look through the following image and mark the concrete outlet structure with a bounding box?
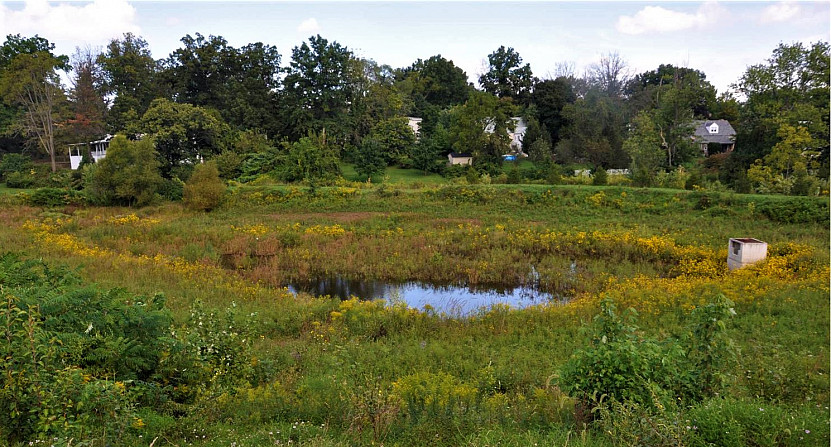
[727,238,768,270]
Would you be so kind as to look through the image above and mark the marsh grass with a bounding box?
[0,183,827,446]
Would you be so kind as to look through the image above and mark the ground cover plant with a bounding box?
[0,182,827,446]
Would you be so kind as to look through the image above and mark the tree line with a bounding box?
[0,32,828,195]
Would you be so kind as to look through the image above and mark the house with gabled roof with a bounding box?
[693,119,736,156]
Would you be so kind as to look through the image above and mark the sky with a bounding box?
[0,0,828,94]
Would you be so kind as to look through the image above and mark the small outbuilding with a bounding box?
[448,152,473,165]
[727,238,768,270]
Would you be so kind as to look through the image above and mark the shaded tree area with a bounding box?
[0,34,70,171]
[0,30,826,195]
[727,42,830,193]
[97,33,162,133]
[162,33,282,135]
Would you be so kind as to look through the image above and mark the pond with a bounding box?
[287,275,568,316]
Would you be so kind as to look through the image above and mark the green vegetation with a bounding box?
[0,24,828,447]
[0,182,827,446]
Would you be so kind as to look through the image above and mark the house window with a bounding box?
[708,123,719,134]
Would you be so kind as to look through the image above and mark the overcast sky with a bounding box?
[1,1,828,94]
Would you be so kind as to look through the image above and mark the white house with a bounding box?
[407,117,422,138]
[509,117,527,151]
[68,135,112,170]
[484,117,528,153]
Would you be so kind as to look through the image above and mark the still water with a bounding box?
[287,276,562,316]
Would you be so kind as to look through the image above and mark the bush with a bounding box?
[4,170,35,188]
[87,135,163,206]
[757,198,828,224]
[592,167,608,186]
[0,153,32,181]
[558,299,678,410]
[279,135,340,183]
[213,150,243,180]
[183,161,226,211]
[159,177,185,201]
[27,187,84,207]
[354,138,387,181]
[559,297,737,414]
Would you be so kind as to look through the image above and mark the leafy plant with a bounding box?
[183,161,226,211]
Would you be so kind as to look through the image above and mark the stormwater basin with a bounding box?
[287,276,564,316]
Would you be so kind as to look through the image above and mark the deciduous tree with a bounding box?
[98,33,161,133]
[479,46,535,106]
[137,98,230,177]
[0,35,69,172]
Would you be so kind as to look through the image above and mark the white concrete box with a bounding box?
[727,238,768,270]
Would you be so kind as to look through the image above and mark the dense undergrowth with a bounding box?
[0,183,827,446]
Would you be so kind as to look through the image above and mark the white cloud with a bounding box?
[760,2,801,23]
[0,0,140,42]
[297,18,320,34]
[616,2,726,35]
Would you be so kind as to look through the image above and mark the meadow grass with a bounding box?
[1,182,827,446]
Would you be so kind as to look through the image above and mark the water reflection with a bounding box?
[287,277,560,316]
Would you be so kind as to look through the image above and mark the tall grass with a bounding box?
[0,183,827,446]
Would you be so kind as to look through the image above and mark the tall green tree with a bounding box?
[354,137,386,181]
[137,98,230,177]
[531,77,575,145]
[348,58,406,145]
[67,46,107,144]
[395,55,473,121]
[163,34,282,134]
[369,117,416,166]
[557,89,628,168]
[450,91,515,169]
[479,46,535,106]
[281,35,355,143]
[0,35,69,172]
[729,41,830,185]
[623,111,664,186]
[98,33,162,133]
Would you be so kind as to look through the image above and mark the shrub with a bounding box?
[87,135,163,206]
[27,187,84,207]
[159,177,185,201]
[558,299,679,410]
[4,170,35,188]
[559,297,737,415]
[0,153,32,181]
[354,137,387,181]
[279,135,341,183]
[506,165,522,184]
[213,150,243,180]
[592,167,608,186]
[183,161,225,211]
[758,198,828,224]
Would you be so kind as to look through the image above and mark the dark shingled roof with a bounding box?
[693,119,736,145]
[449,152,473,158]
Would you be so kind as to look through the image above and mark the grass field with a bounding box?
[0,182,828,446]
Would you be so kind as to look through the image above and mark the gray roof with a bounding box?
[693,120,736,145]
